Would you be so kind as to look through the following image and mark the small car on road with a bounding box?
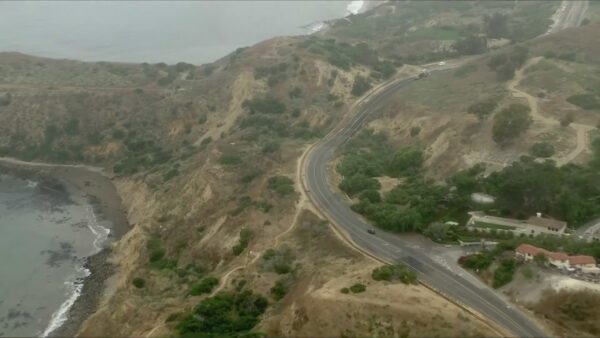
[367,229,376,234]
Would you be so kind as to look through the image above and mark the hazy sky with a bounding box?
[0,1,354,64]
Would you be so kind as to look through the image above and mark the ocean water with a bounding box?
[0,175,109,337]
[0,1,364,64]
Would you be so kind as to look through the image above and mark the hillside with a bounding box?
[0,1,583,337]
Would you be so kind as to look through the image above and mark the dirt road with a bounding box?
[509,57,595,166]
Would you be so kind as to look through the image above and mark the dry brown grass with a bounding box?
[532,289,600,337]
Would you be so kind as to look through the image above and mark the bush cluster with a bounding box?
[371,264,418,285]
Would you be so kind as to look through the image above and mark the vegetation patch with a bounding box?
[351,76,372,97]
[243,97,286,115]
[232,228,253,256]
[487,46,530,81]
[371,264,418,285]
[189,277,219,296]
[176,290,268,337]
[132,277,146,289]
[261,246,295,275]
[492,259,517,288]
[349,283,367,294]
[219,152,243,166]
[533,290,600,336]
[267,175,295,196]
[566,93,600,111]
[492,103,532,146]
[270,278,290,301]
[147,238,177,270]
[529,142,555,158]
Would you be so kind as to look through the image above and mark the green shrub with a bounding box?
[176,291,268,337]
[147,238,177,270]
[261,247,295,274]
[566,93,600,110]
[492,103,532,146]
[232,228,253,256]
[267,175,295,196]
[219,153,243,166]
[270,279,288,300]
[386,147,424,177]
[351,76,372,97]
[530,142,555,158]
[339,174,381,196]
[359,189,381,203]
[340,287,350,294]
[453,35,487,55]
[132,277,146,288]
[242,97,286,114]
[371,264,418,284]
[349,283,366,293]
[189,277,219,295]
[410,126,421,137]
[492,259,517,288]
[459,253,493,271]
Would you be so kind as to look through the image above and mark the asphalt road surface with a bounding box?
[548,1,589,34]
[303,74,548,337]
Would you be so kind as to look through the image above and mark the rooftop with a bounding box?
[569,255,597,266]
[516,244,596,266]
[526,216,567,231]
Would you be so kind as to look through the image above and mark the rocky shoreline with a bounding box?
[0,159,130,337]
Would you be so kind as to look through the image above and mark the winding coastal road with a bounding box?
[302,3,590,335]
[302,74,547,337]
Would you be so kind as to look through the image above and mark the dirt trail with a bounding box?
[509,57,595,166]
[208,144,317,297]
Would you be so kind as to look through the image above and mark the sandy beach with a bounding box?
[0,159,129,337]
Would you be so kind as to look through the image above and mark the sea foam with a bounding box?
[40,206,110,337]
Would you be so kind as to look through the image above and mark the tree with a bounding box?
[267,175,295,196]
[453,35,487,55]
[484,13,509,39]
[561,112,575,127]
[530,142,555,158]
[351,76,372,97]
[339,174,381,196]
[492,104,532,146]
[492,259,517,288]
[424,222,454,242]
[386,147,424,177]
[270,279,288,300]
[496,62,516,81]
[371,264,417,284]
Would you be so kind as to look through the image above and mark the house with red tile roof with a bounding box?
[515,244,596,271]
[569,255,596,268]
